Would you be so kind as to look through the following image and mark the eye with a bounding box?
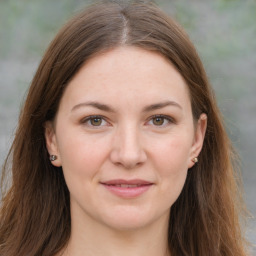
[81,115,109,127]
[152,116,165,126]
[147,115,174,127]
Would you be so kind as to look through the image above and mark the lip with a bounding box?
[100,179,154,198]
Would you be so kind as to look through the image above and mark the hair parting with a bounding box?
[0,1,248,255]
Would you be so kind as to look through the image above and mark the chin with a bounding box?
[100,207,165,232]
[105,219,152,232]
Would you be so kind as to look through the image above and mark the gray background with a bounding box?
[0,0,255,254]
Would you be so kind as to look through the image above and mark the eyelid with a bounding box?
[80,115,110,127]
[146,114,176,126]
[80,114,175,127]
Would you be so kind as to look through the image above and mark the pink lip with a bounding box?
[100,179,154,198]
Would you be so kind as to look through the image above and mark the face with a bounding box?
[45,46,207,232]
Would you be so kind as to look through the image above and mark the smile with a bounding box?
[100,179,154,198]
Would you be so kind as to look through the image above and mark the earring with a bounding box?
[192,157,198,163]
[50,155,57,161]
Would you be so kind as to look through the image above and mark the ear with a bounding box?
[188,113,207,168]
[44,121,62,167]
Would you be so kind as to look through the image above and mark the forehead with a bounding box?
[59,46,191,112]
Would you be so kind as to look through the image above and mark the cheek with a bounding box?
[153,134,192,172]
[56,131,110,180]
[150,134,191,198]
[57,134,112,204]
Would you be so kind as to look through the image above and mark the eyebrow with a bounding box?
[71,101,115,112]
[142,100,182,112]
[71,100,182,113]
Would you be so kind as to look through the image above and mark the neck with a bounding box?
[62,209,171,256]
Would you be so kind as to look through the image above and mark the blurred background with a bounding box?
[0,0,255,253]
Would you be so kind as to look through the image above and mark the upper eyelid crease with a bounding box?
[150,114,173,120]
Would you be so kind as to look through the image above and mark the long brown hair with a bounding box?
[0,1,248,255]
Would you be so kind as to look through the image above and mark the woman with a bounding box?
[0,1,248,255]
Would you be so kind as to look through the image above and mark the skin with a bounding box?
[45,46,207,256]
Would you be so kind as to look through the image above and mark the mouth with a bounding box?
[106,184,148,188]
[100,179,154,198]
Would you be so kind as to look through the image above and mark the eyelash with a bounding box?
[147,114,175,127]
[81,115,109,127]
[80,114,175,128]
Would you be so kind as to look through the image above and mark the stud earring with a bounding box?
[192,157,198,163]
[50,155,57,161]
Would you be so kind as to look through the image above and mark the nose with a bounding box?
[110,124,147,169]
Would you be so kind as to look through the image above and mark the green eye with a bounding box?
[152,117,165,126]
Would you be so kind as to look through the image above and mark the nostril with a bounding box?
[110,148,147,169]
[109,129,147,168]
